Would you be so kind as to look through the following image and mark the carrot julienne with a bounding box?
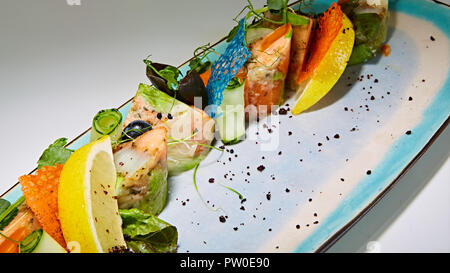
[200,68,211,86]
[297,2,343,83]
[19,164,66,247]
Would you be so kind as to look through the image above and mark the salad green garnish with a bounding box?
[226,77,245,90]
[144,59,181,91]
[0,196,25,231]
[119,208,178,253]
[37,138,73,169]
[188,43,218,74]
[227,0,309,42]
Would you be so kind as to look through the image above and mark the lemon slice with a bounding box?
[58,136,126,253]
[292,14,355,115]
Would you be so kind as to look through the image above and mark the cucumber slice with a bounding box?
[246,27,274,44]
[20,229,67,253]
[216,78,246,145]
[91,109,123,144]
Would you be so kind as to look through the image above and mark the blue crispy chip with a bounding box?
[206,18,251,118]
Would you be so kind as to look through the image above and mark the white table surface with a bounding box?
[0,0,448,253]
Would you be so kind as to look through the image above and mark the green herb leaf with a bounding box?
[0,199,10,215]
[159,66,181,90]
[226,24,240,42]
[267,0,285,12]
[19,229,43,253]
[0,196,24,231]
[287,12,309,26]
[0,199,15,231]
[144,60,181,91]
[188,43,214,74]
[0,209,17,231]
[119,208,178,253]
[37,138,73,169]
[189,58,212,75]
[226,77,244,90]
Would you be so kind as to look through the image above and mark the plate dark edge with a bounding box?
[1,0,447,254]
[315,115,450,253]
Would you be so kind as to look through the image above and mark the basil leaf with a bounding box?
[120,208,178,253]
[37,138,73,169]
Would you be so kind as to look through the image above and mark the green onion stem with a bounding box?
[0,231,20,245]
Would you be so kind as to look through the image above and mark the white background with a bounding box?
[0,0,448,252]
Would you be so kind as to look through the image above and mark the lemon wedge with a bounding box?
[292,14,355,115]
[58,136,126,253]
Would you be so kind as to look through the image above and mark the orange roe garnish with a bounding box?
[297,2,343,83]
[19,164,66,247]
[381,44,391,57]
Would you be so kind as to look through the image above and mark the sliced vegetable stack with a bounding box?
[292,3,355,114]
[245,23,293,111]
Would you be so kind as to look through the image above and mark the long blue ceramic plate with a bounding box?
[1,0,449,253]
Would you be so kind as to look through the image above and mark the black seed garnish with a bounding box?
[334,134,340,139]
[308,198,312,202]
[219,216,226,223]
[208,178,215,183]
[157,112,162,119]
[257,165,265,172]
[285,188,290,193]
[296,225,300,229]
[408,96,413,101]
[430,36,435,41]
[233,227,238,231]
[167,113,173,119]
[278,108,288,115]
[240,206,245,211]
[266,192,271,201]
[367,170,372,175]
[406,130,412,135]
